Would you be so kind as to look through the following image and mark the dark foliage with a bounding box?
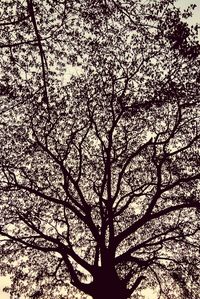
[0,1,199,298]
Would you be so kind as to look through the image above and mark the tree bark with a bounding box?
[92,289,128,299]
[90,268,129,299]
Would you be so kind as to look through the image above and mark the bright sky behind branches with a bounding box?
[177,0,200,39]
[0,0,199,298]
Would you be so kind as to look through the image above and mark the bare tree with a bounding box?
[0,0,199,298]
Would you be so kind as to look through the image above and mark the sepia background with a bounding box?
[0,0,199,298]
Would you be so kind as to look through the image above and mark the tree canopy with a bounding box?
[0,0,199,298]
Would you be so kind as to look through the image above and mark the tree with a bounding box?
[0,0,200,298]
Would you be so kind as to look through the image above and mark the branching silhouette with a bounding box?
[0,0,199,298]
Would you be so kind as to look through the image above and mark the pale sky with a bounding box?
[177,0,200,39]
[0,0,199,298]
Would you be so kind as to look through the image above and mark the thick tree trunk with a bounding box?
[90,268,129,299]
[92,288,128,299]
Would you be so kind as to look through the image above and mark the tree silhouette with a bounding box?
[0,1,199,298]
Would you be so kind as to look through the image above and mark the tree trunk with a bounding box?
[92,288,128,299]
[90,268,129,299]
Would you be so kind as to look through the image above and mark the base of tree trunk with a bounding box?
[90,272,128,299]
[92,291,128,299]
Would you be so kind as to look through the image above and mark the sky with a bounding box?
[176,0,200,39]
[0,0,199,298]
